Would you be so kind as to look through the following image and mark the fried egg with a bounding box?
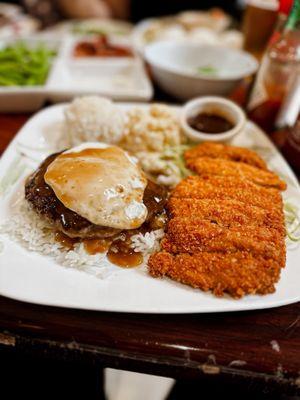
[44,143,148,229]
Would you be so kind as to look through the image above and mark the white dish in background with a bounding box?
[45,18,133,39]
[0,36,153,112]
[59,34,134,61]
[132,10,235,54]
[46,35,153,102]
[145,42,258,101]
[0,3,21,16]
[47,58,152,103]
[0,4,39,40]
[0,36,60,113]
[0,103,299,314]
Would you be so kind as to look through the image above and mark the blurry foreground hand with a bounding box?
[58,0,112,18]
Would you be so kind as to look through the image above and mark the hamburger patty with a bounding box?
[25,152,168,239]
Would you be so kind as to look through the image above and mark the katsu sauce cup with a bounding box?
[180,96,246,142]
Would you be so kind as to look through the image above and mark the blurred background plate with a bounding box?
[131,9,244,54]
[45,18,133,40]
[145,41,258,100]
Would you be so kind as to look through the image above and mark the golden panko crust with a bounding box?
[148,142,286,298]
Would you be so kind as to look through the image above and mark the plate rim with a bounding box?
[0,102,299,313]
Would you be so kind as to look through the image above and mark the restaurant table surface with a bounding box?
[0,111,299,397]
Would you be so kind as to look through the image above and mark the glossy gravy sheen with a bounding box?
[55,232,78,250]
[55,231,144,268]
[55,223,158,268]
[44,146,148,230]
[188,112,234,134]
[83,238,112,255]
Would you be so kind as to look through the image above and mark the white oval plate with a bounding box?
[0,103,299,313]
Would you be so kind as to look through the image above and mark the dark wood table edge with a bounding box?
[0,292,299,396]
[1,327,299,396]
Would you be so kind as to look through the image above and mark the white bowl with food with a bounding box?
[181,96,246,142]
[132,9,234,53]
[144,42,258,100]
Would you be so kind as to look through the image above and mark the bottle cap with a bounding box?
[279,0,293,14]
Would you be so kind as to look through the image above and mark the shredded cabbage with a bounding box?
[160,144,194,179]
[284,201,300,242]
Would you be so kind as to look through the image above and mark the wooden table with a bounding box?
[0,112,299,398]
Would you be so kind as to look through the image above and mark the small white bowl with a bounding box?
[144,42,258,100]
[181,96,246,142]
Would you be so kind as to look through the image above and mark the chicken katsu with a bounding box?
[167,198,285,233]
[184,142,267,170]
[172,175,282,211]
[148,142,286,298]
[186,157,286,190]
[148,252,281,298]
[161,219,285,266]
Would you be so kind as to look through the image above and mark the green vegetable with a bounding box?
[284,201,300,242]
[0,42,56,87]
[0,155,25,196]
[160,144,194,179]
[197,65,218,76]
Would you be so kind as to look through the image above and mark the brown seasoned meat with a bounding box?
[25,152,167,239]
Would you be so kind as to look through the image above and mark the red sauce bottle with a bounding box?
[272,76,300,174]
[247,0,300,134]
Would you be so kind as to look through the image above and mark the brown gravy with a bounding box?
[83,238,112,255]
[55,226,154,268]
[106,231,144,268]
[55,232,78,250]
[188,112,234,134]
[107,248,143,268]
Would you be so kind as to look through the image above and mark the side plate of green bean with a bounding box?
[0,41,56,87]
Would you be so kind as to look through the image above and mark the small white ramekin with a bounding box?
[180,96,246,142]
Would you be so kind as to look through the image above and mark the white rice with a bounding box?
[131,229,164,254]
[0,196,164,277]
[55,102,185,189]
[64,96,126,146]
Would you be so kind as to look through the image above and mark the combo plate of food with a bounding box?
[0,98,299,313]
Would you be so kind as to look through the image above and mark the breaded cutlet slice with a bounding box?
[148,251,281,298]
[161,218,286,266]
[184,142,267,170]
[171,176,283,210]
[167,198,285,234]
[186,157,286,191]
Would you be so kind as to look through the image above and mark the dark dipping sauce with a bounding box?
[188,112,234,134]
[25,151,168,269]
